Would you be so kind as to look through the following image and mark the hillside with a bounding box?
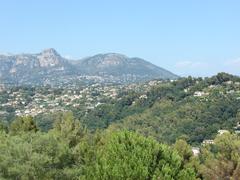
[1,72,240,145]
[1,73,240,179]
[79,73,240,144]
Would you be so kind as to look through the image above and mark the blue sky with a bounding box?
[0,0,240,77]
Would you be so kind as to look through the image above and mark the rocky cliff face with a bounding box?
[0,49,178,86]
[37,48,66,68]
[0,49,67,75]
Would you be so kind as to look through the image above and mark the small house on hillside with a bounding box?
[217,130,229,135]
[202,139,214,145]
[192,147,200,156]
[194,91,209,97]
[234,122,240,133]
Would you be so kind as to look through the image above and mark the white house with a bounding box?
[202,139,214,145]
[192,147,200,156]
[194,91,209,97]
[217,130,229,135]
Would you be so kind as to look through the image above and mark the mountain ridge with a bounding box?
[0,48,178,86]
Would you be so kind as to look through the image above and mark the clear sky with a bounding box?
[0,0,240,77]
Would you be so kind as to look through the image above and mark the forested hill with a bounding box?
[79,72,240,144]
[1,72,240,146]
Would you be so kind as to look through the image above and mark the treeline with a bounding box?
[1,113,240,179]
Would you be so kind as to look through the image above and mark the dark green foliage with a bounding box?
[88,131,197,180]
[2,113,240,179]
[106,73,240,145]
[0,113,89,179]
[0,119,197,179]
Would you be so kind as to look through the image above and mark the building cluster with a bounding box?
[0,84,125,117]
[0,79,166,118]
[193,128,236,157]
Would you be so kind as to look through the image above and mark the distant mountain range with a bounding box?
[0,48,178,86]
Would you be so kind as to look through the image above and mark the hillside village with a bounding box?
[0,84,119,117]
[1,74,240,119]
[1,73,240,147]
[0,80,162,119]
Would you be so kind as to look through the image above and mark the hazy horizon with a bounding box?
[1,0,240,77]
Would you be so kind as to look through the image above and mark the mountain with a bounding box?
[76,53,177,78]
[0,49,178,86]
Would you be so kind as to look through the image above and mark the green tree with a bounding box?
[173,139,193,163]
[88,131,197,180]
[52,112,87,147]
[199,133,240,179]
[9,116,38,134]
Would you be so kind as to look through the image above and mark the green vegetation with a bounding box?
[1,73,240,179]
[83,73,240,145]
[1,73,240,144]
[198,133,240,179]
[1,114,240,179]
[1,73,240,145]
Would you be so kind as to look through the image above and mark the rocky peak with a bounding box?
[0,49,178,86]
[38,48,63,67]
[84,53,129,67]
[41,48,60,57]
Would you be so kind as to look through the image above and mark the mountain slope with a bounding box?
[75,53,177,79]
[0,49,178,86]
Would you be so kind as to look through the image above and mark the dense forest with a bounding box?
[79,73,240,145]
[1,113,240,179]
[1,72,240,179]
